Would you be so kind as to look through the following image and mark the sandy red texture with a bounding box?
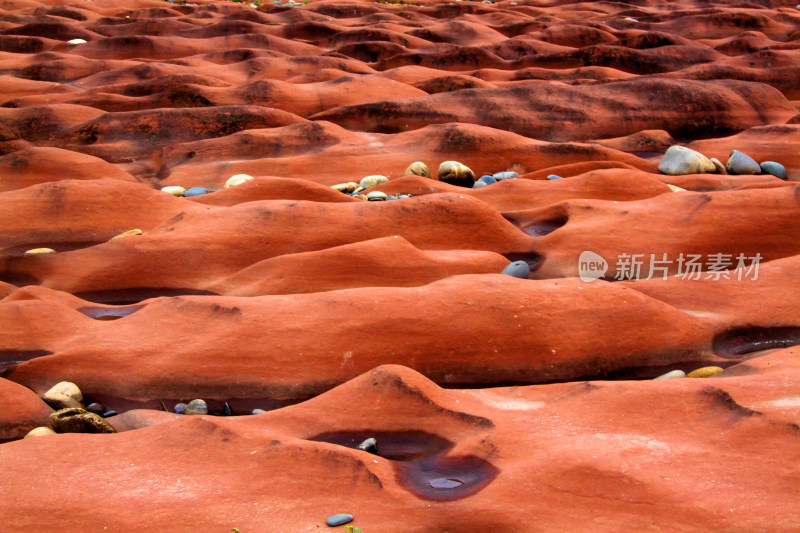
[0,0,799,529]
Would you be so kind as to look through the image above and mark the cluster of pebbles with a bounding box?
[659,146,787,178]
[25,381,116,438]
[160,174,254,197]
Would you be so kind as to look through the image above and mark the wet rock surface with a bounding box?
[0,0,798,530]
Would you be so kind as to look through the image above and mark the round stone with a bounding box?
[710,157,727,175]
[546,174,562,180]
[24,248,56,254]
[654,370,686,379]
[472,180,488,189]
[501,260,530,279]
[102,411,117,418]
[725,150,761,175]
[686,366,725,378]
[185,399,208,415]
[161,186,186,197]
[49,408,116,434]
[356,437,378,454]
[42,381,83,409]
[759,161,786,179]
[658,146,716,175]
[24,426,57,439]
[110,228,142,241]
[493,171,518,180]
[477,175,497,185]
[366,191,388,201]
[358,175,389,190]
[438,161,475,187]
[85,402,105,415]
[326,514,354,527]
[252,409,266,415]
[224,174,254,188]
[404,162,433,179]
[184,187,209,197]
[331,182,359,194]
[174,402,186,414]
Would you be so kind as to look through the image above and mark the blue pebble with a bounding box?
[501,260,530,279]
[477,175,497,185]
[472,180,488,189]
[184,187,209,197]
[546,174,562,180]
[102,411,117,418]
[326,514,354,527]
[759,161,786,180]
[174,403,186,414]
[493,171,518,180]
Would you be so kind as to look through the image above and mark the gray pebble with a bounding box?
[174,402,186,414]
[546,174,562,180]
[472,180,489,189]
[501,260,530,279]
[184,187,209,197]
[493,171,518,180]
[326,514,354,527]
[86,403,105,415]
[478,175,497,185]
[759,161,786,179]
[185,399,208,415]
[654,370,685,380]
[725,150,761,175]
[357,437,378,455]
[101,411,117,418]
[252,409,266,415]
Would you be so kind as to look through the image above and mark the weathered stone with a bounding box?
[759,161,786,179]
[658,146,716,175]
[357,437,378,454]
[331,182,359,194]
[358,175,389,190]
[42,382,82,409]
[225,174,254,188]
[185,399,208,415]
[161,186,186,197]
[710,157,727,175]
[404,162,432,179]
[366,191,388,201]
[49,408,116,434]
[24,248,55,254]
[326,514,354,527]
[85,403,105,415]
[437,161,475,187]
[725,150,761,175]
[501,261,530,279]
[654,370,686,379]
[251,409,266,415]
[110,229,142,241]
[686,366,725,378]
[24,427,57,439]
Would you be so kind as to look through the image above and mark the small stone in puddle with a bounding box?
[50,408,116,434]
[85,402,105,415]
[174,402,186,414]
[357,437,378,455]
[42,381,83,409]
[654,370,685,379]
[501,261,530,279]
[326,514,354,527]
[185,399,208,415]
[686,366,725,378]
